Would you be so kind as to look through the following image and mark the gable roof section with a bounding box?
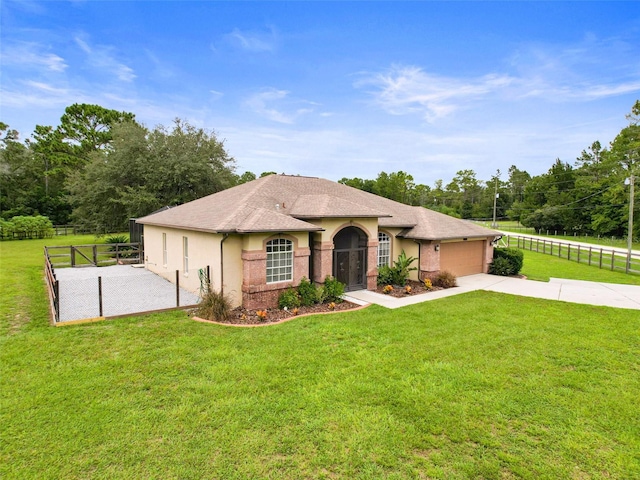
[289,194,390,219]
[398,207,497,240]
[137,174,497,239]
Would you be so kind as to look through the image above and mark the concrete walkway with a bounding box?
[344,274,640,311]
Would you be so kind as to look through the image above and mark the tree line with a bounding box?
[0,104,243,232]
[1,101,638,237]
[340,101,639,239]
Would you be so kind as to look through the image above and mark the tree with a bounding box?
[57,103,136,163]
[67,120,236,231]
[236,171,257,184]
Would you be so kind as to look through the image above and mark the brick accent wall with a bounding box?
[241,246,311,310]
[483,239,494,273]
[418,241,440,279]
[366,239,378,290]
[312,241,334,284]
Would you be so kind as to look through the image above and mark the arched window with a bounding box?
[266,238,293,283]
[377,232,391,267]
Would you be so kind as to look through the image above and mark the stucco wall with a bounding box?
[143,226,244,307]
[395,238,421,281]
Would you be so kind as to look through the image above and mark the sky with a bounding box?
[1,1,640,186]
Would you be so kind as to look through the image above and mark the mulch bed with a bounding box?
[374,279,447,298]
[205,300,362,325]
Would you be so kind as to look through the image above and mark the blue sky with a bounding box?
[2,1,640,186]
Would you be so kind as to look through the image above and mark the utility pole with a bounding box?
[627,174,635,273]
[492,176,499,228]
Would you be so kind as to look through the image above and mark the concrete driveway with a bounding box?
[344,274,640,310]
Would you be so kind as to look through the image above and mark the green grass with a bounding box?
[518,249,640,284]
[476,220,640,250]
[1,237,640,479]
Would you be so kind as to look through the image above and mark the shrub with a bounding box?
[433,271,457,288]
[377,265,395,286]
[322,276,345,303]
[393,250,418,285]
[377,250,418,286]
[196,289,232,322]
[6,215,54,239]
[105,234,129,244]
[423,278,433,290]
[489,256,513,276]
[105,234,135,258]
[297,277,318,306]
[492,247,524,275]
[382,285,394,294]
[278,288,301,309]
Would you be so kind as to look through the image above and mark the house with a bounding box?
[137,174,499,309]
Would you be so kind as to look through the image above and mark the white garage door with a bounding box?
[440,240,485,277]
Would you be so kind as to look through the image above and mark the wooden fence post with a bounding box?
[599,248,603,269]
[71,246,76,267]
[93,245,98,266]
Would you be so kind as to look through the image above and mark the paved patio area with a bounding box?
[55,265,200,322]
[344,274,640,310]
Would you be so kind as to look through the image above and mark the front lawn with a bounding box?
[1,237,639,479]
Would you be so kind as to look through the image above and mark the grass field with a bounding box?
[1,237,639,479]
[521,249,640,284]
[476,220,640,250]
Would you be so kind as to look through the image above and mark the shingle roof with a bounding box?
[137,174,498,240]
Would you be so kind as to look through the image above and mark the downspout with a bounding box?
[220,233,229,294]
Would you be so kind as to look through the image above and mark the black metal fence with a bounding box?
[503,235,640,275]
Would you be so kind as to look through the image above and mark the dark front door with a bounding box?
[333,227,367,291]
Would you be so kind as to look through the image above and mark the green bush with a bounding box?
[377,250,418,286]
[433,271,457,288]
[377,265,395,286]
[322,276,345,303]
[196,289,232,322]
[5,215,54,240]
[393,250,417,285]
[492,247,524,275]
[105,234,129,244]
[489,256,513,276]
[278,288,301,309]
[297,277,318,306]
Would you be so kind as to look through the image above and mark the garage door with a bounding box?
[439,240,485,277]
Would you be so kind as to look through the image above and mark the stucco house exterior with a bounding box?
[137,174,499,309]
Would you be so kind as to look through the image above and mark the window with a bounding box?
[377,232,391,267]
[182,236,189,275]
[266,238,293,283]
[162,233,167,267]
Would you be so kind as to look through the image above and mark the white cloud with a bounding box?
[356,65,515,122]
[74,35,136,82]
[1,42,67,72]
[223,27,277,53]
[244,88,314,124]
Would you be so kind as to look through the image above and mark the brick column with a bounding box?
[366,239,378,290]
[482,239,493,273]
[312,241,334,284]
[419,241,440,280]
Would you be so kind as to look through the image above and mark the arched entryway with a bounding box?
[333,226,367,291]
